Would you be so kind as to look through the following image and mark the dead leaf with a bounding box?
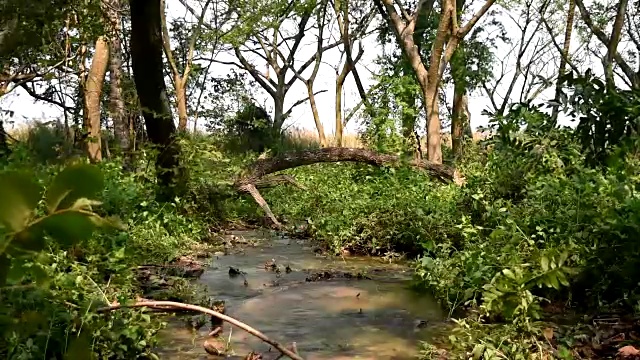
[543,327,554,341]
[618,345,640,357]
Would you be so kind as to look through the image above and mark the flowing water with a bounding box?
[157,230,444,359]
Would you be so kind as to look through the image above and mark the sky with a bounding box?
[0,0,594,135]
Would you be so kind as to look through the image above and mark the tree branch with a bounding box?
[182,0,213,83]
[159,0,180,77]
[283,90,328,119]
[99,301,303,360]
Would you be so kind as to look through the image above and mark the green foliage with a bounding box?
[255,96,640,358]
[562,71,640,165]
[0,163,119,284]
[0,148,223,359]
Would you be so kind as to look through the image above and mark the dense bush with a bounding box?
[0,140,216,359]
[251,101,640,358]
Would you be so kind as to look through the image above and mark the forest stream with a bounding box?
[156,229,445,359]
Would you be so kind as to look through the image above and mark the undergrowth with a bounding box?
[241,108,640,358]
[3,94,640,359]
[0,138,220,359]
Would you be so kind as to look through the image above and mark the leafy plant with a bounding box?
[0,162,121,286]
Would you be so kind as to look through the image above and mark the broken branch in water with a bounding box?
[98,300,304,360]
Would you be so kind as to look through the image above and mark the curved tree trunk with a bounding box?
[129,0,185,200]
[84,36,109,163]
[235,147,462,227]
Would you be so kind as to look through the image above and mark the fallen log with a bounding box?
[234,147,463,228]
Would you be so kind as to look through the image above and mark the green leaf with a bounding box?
[64,331,94,360]
[45,164,104,213]
[547,273,560,290]
[471,344,486,359]
[540,256,549,272]
[27,211,101,247]
[502,269,516,280]
[0,172,42,232]
[557,271,570,287]
[9,226,46,253]
[558,251,569,266]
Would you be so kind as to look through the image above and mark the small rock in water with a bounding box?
[414,319,429,330]
[203,338,226,356]
[264,258,277,271]
[285,265,292,273]
[229,266,244,277]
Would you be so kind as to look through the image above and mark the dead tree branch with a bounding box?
[99,300,304,360]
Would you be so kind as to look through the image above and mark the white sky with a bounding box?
[0,0,612,135]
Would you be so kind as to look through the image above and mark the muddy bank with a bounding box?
[155,229,445,359]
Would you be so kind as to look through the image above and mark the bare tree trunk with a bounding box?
[288,0,329,147]
[551,0,576,122]
[129,0,185,200]
[451,76,466,156]
[105,0,130,168]
[174,75,188,131]
[335,64,348,147]
[84,36,109,163]
[424,82,442,164]
[273,84,286,131]
[307,82,327,147]
[160,0,211,133]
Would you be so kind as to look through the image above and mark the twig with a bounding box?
[275,342,299,359]
[98,300,303,360]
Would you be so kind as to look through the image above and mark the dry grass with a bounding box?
[6,122,37,141]
[283,127,364,148]
[438,131,492,147]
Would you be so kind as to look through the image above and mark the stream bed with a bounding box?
[157,230,444,359]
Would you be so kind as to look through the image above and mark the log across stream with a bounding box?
[156,230,446,359]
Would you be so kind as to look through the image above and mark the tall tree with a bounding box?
[104,0,131,166]
[550,0,576,121]
[160,0,212,131]
[374,0,496,164]
[129,0,184,200]
[481,0,558,117]
[333,0,376,146]
[290,0,330,147]
[220,0,341,132]
[574,0,634,88]
[84,36,109,163]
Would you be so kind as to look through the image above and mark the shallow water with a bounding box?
[157,230,444,359]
